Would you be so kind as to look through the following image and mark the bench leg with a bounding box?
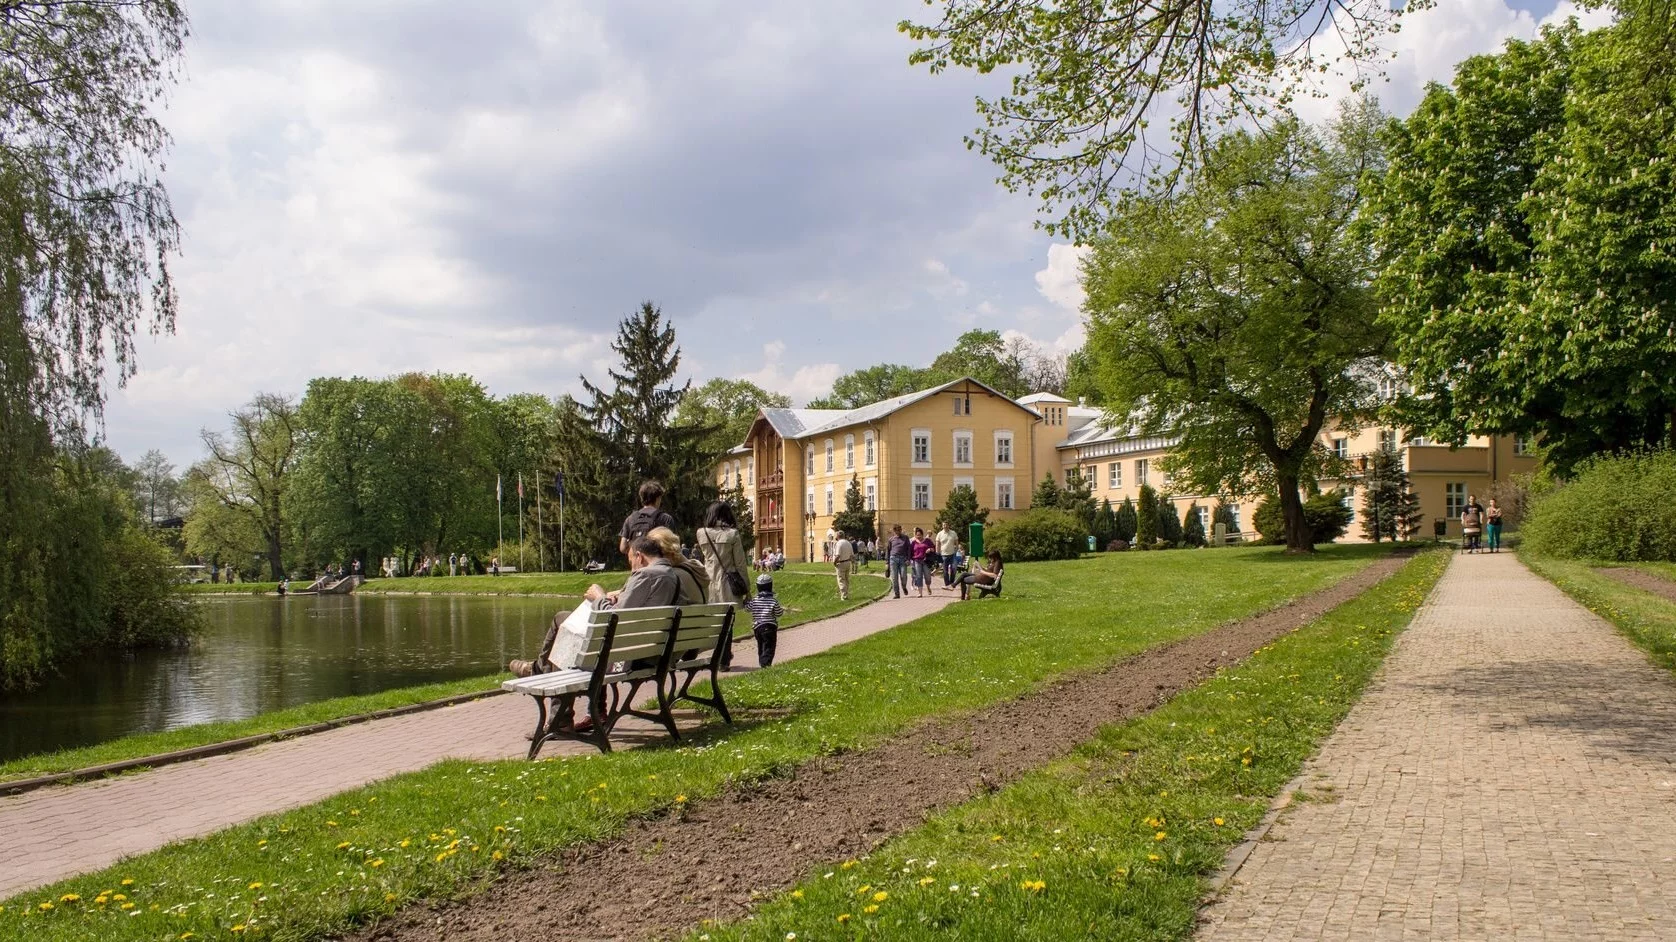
[588,688,612,754]
[526,696,551,761]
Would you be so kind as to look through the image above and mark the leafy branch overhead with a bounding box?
[900,0,1423,239]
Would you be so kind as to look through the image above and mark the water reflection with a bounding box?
[0,594,561,763]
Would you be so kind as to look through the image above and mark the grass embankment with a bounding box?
[696,549,1448,941]
[1522,554,1676,675]
[3,545,1390,941]
[1,576,886,784]
[177,582,284,595]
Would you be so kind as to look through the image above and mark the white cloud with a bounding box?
[1034,243,1092,314]
[737,342,842,406]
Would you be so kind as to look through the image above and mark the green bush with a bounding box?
[1253,490,1352,545]
[986,508,1085,561]
[1254,495,1284,544]
[1523,449,1676,561]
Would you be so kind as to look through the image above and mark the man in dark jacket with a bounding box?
[885,524,912,599]
[619,480,678,558]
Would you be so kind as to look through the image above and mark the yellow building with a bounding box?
[720,380,1538,553]
[735,377,1049,560]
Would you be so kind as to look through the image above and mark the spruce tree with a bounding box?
[1395,487,1424,542]
[935,484,989,537]
[1058,468,1097,530]
[1183,501,1207,547]
[1359,448,1408,543]
[1031,473,1061,509]
[1157,495,1184,547]
[574,302,719,541]
[728,483,756,552]
[832,475,877,544]
[1093,498,1117,548]
[1136,484,1159,547]
[1116,497,1138,543]
[1213,500,1240,537]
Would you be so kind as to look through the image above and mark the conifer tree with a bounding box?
[1213,500,1240,537]
[934,484,989,538]
[1359,448,1408,543]
[1116,497,1138,543]
[833,475,877,544]
[1031,473,1061,510]
[1093,498,1117,548]
[1395,487,1424,542]
[1136,484,1159,547]
[1058,468,1098,530]
[1183,501,1207,547]
[1156,495,1184,547]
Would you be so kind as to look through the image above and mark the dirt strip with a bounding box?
[1598,566,1676,604]
[349,553,1412,942]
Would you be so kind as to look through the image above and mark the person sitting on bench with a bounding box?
[957,549,1003,601]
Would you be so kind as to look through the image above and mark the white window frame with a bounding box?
[1109,462,1121,490]
[864,431,876,467]
[953,429,973,468]
[1136,458,1149,486]
[864,476,877,511]
[806,444,815,473]
[995,476,1015,510]
[953,394,970,416]
[747,454,755,485]
[912,476,932,511]
[1513,436,1532,457]
[1332,438,1348,459]
[1378,429,1396,452]
[1341,491,1355,523]
[825,483,834,515]
[806,487,815,514]
[824,439,834,473]
[1197,505,1210,533]
[994,431,1014,468]
[953,475,975,499]
[1445,482,1466,518]
[911,428,931,467]
[844,434,855,469]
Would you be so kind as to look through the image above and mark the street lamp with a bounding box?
[804,510,817,563]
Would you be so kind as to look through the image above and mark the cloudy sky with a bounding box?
[105,0,1612,467]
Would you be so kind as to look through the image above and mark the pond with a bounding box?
[0,593,569,764]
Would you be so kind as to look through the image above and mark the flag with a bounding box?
[517,473,524,499]
[496,475,502,504]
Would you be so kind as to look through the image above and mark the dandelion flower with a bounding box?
[837,913,851,924]
[1214,817,1226,826]
[1148,854,1161,861]
[336,842,351,850]
[121,903,135,910]
[872,891,888,902]
[121,879,134,886]
[370,859,385,868]
[1020,879,1046,893]
[38,902,54,912]
[249,882,263,890]
[840,860,856,870]
[791,890,804,900]
[918,877,935,887]
[863,904,879,914]
[1154,831,1168,841]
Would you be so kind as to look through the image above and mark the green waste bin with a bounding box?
[1087,534,1097,552]
[968,521,984,558]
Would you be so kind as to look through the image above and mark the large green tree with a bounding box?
[832,476,877,545]
[1082,103,1388,552]
[673,377,789,453]
[196,393,301,578]
[808,364,938,409]
[1367,20,1676,472]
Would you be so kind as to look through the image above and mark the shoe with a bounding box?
[508,659,535,678]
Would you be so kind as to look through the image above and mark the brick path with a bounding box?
[1199,551,1676,941]
[0,593,954,900]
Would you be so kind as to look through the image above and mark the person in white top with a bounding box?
[935,523,962,589]
[832,529,855,601]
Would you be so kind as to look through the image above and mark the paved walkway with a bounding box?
[0,592,955,899]
[1200,552,1676,941]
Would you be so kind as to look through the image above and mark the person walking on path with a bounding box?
[1461,495,1484,553]
[743,573,785,667]
[935,522,961,589]
[886,524,911,599]
[909,527,934,598]
[832,529,855,601]
[695,500,751,605]
[1484,498,1504,553]
[619,480,678,559]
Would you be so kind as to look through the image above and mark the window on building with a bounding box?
[1064,467,1075,485]
[995,432,1013,466]
[1136,458,1150,486]
[806,488,815,514]
[865,478,876,511]
[953,395,970,415]
[825,484,834,515]
[1378,429,1396,452]
[1341,491,1354,524]
[1514,436,1532,456]
[1445,482,1466,518]
[1408,433,1431,447]
[996,478,1015,510]
[864,432,876,466]
[913,480,931,510]
[844,434,855,469]
[1085,466,1096,486]
[1109,462,1122,489]
[954,432,973,466]
[1230,505,1242,532]
[747,455,755,484]
[1332,438,1348,459]
[806,444,814,472]
[912,429,931,465]
[1198,505,1210,533]
[825,439,834,473]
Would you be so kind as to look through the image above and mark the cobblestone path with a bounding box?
[1200,551,1676,941]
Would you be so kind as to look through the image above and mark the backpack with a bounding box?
[624,507,673,543]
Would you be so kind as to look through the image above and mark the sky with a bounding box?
[102,0,1614,468]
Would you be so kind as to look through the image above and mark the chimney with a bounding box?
[1077,397,1086,408]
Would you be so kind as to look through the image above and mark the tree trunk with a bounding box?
[266,533,284,580]
[1277,473,1313,555]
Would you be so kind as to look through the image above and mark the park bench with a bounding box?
[974,569,1004,599]
[502,602,736,758]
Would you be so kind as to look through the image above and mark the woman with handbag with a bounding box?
[697,501,752,668]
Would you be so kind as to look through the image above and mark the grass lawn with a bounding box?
[3,544,1392,941]
[695,549,1448,941]
[177,582,285,595]
[0,575,887,785]
[1522,553,1676,675]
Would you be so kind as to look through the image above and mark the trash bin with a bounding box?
[1086,534,1097,552]
[968,521,984,558]
[1432,518,1448,539]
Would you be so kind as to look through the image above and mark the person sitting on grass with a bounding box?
[745,573,785,668]
[957,549,1003,601]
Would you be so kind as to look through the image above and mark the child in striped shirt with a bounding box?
[745,573,785,668]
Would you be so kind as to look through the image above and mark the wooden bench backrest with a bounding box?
[572,603,735,671]
[666,603,734,662]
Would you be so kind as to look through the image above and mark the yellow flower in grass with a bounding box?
[95,896,109,905]
[1147,854,1161,862]
[917,877,935,887]
[370,859,385,868]
[231,925,247,934]
[248,882,263,890]
[121,903,136,911]
[1020,880,1046,893]
[837,913,851,924]
[872,891,888,902]
[790,890,804,900]
[336,842,351,850]
[113,894,127,902]
[1154,831,1168,841]
[863,904,879,914]
[855,885,871,896]
[120,878,135,886]
[37,902,53,912]
[59,894,80,903]
[385,893,397,903]
[839,860,856,870]
[1214,817,1226,827]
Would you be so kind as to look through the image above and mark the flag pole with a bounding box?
[535,470,544,572]
[496,474,503,568]
[517,472,525,572]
